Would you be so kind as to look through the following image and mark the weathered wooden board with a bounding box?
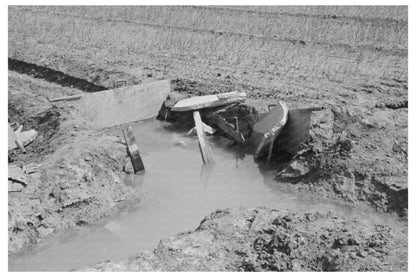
[208,113,245,144]
[49,94,83,102]
[75,80,171,129]
[172,92,246,112]
[122,126,145,174]
[193,111,214,164]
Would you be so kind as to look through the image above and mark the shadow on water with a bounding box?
[9,119,407,271]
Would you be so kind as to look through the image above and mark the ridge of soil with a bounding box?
[79,207,407,271]
[8,73,137,255]
[9,58,108,92]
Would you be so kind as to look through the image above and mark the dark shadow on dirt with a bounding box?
[8,58,108,92]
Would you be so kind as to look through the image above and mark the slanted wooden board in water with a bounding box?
[207,114,245,144]
[251,100,288,159]
[193,111,214,164]
[172,91,246,112]
[122,126,145,174]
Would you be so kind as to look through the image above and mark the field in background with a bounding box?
[8,6,407,109]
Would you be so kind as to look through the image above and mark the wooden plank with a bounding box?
[172,92,246,112]
[208,114,245,144]
[76,80,171,129]
[193,111,214,164]
[49,94,83,102]
[122,126,145,174]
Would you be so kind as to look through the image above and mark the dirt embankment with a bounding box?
[8,5,407,263]
[79,207,407,271]
[8,6,408,218]
[8,73,137,255]
[8,58,108,92]
[170,78,408,217]
[276,102,407,216]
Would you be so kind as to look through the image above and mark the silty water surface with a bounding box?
[8,120,407,271]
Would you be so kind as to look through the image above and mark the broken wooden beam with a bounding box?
[172,91,246,112]
[193,111,214,164]
[122,126,145,174]
[208,113,245,144]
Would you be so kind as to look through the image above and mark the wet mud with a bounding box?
[80,208,407,271]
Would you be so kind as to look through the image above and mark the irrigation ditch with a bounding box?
[8,5,408,271]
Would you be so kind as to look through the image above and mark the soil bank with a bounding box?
[79,207,407,271]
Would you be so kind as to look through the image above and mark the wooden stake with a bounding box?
[122,126,145,174]
[193,111,214,164]
[266,136,276,163]
[233,117,239,133]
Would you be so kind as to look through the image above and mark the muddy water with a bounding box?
[9,120,406,271]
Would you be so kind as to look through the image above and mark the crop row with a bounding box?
[11,6,407,50]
